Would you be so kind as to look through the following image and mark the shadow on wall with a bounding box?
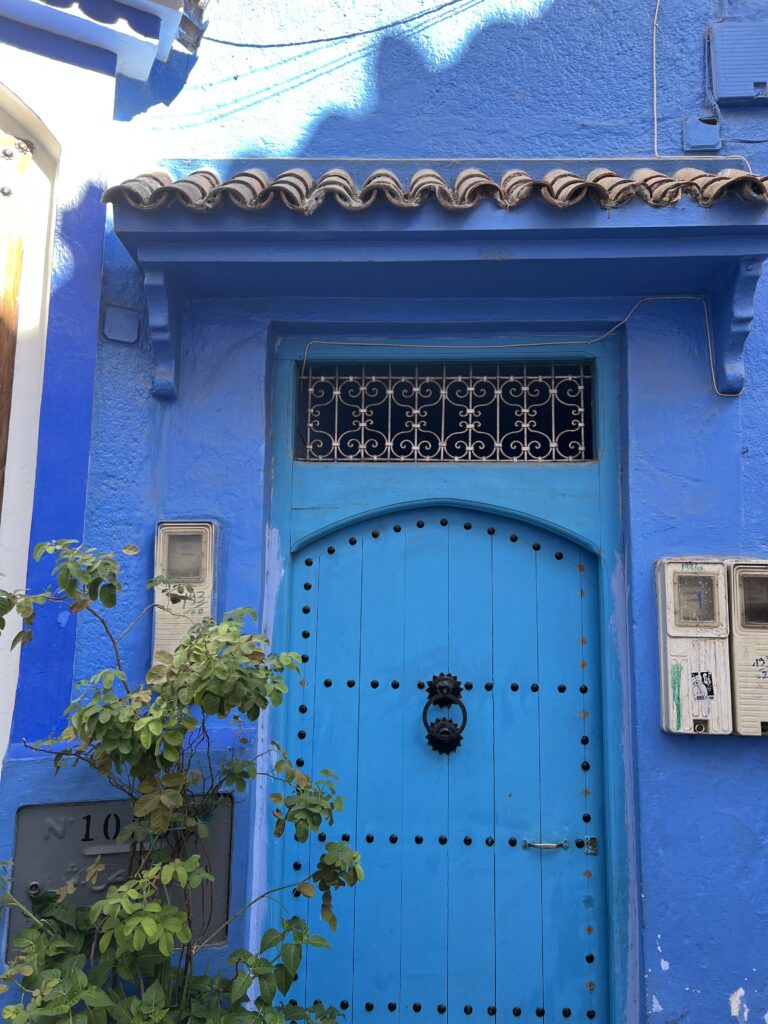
[294,8,647,159]
[116,50,198,121]
[112,0,673,157]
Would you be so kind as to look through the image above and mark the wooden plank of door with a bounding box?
[491,523,543,1019]
[0,133,32,516]
[537,542,609,1021]
[274,547,321,1005]
[447,512,496,1020]
[399,511,450,1021]
[352,521,406,1024]
[303,530,363,1011]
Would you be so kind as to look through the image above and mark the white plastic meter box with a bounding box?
[153,522,216,662]
[657,558,768,736]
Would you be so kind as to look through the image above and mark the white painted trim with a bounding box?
[0,84,59,769]
[2,0,182,79]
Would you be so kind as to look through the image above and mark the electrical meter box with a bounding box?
[728,561,768,735]
[708,21,768,104]
[656,559,732,734]
[153,521,216,661]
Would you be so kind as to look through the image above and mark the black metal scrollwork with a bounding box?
[422,673,468,754]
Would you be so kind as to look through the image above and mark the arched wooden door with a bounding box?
[272,506,609,1023]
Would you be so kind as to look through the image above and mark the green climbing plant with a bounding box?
[0,540,363,1024]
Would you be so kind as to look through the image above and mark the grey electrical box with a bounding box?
[7,798,233,953]
[708,21,768,104]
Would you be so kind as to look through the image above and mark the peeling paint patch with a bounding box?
[661,959,670,971]
[651,996,663,1014]
[730,987,748,1022]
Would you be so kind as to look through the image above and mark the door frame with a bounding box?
[262,320,637,1024]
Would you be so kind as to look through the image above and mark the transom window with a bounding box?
[295,362,594,462]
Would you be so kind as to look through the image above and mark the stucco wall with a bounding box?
[5,0,768,1021]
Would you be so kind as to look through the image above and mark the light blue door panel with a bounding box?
[446,518,495,1018]
[272,507,609,1023]
[399,522,449,1018]
[302,538,362,1008]
[354,527,406,1021]
[492,533,542,1018]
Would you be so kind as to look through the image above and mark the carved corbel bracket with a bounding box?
[142,266,183,399]
[709,258,764,396]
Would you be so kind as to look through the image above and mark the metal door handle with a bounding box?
[422,673,467,754]
[522,840,569,850]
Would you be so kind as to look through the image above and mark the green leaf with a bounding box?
[230,972,251,1004]
[274,964,293,997]
[260,928,282,953]
[99,584,117,609]
[121,545,139,556]
[133,794,159,817]
[281,942,301,977]
[320,894,337,932]
[80,990,113,1008]
[142,981,166,1010]
[258,973,277,1005]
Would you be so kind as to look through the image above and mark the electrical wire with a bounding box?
[652,0,662,157]
[301,295,737,398]
[204,0,486,48]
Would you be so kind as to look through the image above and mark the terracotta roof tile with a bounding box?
[103,166,768,214]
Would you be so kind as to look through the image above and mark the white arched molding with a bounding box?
[0,85,59,766]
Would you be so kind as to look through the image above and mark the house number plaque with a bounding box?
[7,798,233,950]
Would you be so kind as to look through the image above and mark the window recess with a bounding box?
[295,362,594,463]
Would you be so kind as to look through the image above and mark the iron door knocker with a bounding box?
[422,673,468,754]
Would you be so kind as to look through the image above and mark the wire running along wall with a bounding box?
[295,362,594,462]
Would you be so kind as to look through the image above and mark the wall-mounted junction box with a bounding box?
[729,562,768,735]
[656,559,732,734]
[708,21,768,105]
[153,521,216,661]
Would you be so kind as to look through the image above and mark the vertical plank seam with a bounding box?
[534,548,545,1013]
[350,535,364,1016]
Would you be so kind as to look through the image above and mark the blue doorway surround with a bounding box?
[265,331,626,1022]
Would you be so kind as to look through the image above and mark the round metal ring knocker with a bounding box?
[422,673,468,754]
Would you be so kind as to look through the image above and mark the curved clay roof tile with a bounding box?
[586,168,638,209]
[453,168,502,209]
[408,169,456,208]
[497,170,535,209]
[208,169,272,210]
[154,169,220,211]
[538,170,597,208]
[266,169,315,211]
[630,169,683,207]
[359,169,410,208]
[102,171,172,210]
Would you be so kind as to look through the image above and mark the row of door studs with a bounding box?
[292,836,596,851]
[305,679,589,693]
[300,525,578,553]
[287,1001,597,1019]
[292,758,592,771]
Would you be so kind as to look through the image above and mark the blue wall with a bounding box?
[7,0,768,1021]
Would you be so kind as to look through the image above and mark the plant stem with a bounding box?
[193,878,313,953]
[84,606,126,685]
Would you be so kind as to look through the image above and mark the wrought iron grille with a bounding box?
[295,362,594,462]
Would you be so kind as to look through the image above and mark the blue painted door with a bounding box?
[275,506,609,1023]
